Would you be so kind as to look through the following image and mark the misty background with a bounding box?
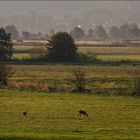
[0,1,140,33]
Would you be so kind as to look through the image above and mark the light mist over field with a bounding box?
[0,1,140,32]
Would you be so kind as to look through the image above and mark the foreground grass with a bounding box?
[0,89,140,139]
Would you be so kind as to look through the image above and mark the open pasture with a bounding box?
[2,41,140,139]
[13,40,140,47]
[78,46,140,55]
[13,53,30,60]
[13,40,120,47]
[13,40,140,55]
[0,89,140,139]
[13,44,140,62]
[97,55,140,62]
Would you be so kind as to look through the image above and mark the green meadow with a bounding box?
[0,89,140,140]
[1,44,140,139]
[13,46,140,62]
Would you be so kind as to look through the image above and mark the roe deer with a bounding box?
[78,110,88,117]
[23,111,27,117]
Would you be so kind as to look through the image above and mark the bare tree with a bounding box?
[128,71,140,96]
[0,62,14,87]
[71,67,87,92]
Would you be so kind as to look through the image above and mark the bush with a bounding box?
[47,69,59,92]
[76,52,97,63]
[70,67,90,93]
[48,80,59,92]
[47,32,77,62]
[0,62,14,87]
[129,76,140,96]
[30,47,47,60]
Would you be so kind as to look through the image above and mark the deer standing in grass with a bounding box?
[78,110,88,117]
[23,111,27,117]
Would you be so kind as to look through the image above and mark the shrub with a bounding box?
[128,71,140,96]
[129,76,140,96]
[47,69,59,92]
[48,80,59,92]
[47,32,77,62]
[30,47,47,60]
[70,67,89,93]
[0,62,14,87]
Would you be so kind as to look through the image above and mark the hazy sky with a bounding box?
[0,1,140,32]
[0,1,139,16]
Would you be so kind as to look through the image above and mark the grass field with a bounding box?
[7,64,140,95]
[0,89,140,140]
[12,53,140,62]
[13,53,30,60]
[13,46,140,62]
[97,55,140,62]
[78,46,140,55]
[2,41,140,139]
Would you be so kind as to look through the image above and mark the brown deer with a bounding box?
[78,110,88,117]
[23,111,27,117]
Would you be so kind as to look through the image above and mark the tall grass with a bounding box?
[5,64,140,95]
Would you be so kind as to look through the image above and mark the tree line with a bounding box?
[70,23,140,40]
[1,23,140,63]
[2,23,140,41]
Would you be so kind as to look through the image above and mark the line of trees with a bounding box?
[1,23,140,41]
[70,23,140,40]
